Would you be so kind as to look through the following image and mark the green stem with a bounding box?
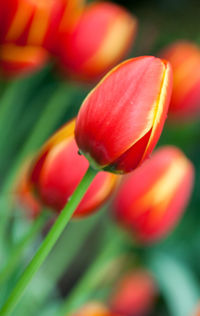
[59,232,123,316]
[0,212,48,286]
[0,166,97,316]
[16,211,104,316]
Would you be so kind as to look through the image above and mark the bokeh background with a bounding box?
[0,0,200,316]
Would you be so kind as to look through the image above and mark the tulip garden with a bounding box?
[0,0,200,315]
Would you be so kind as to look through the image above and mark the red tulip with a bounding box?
[73,302,117,316]
[112,146,194,243]
[30,119,117,217]
[110,270,157,316]
[57,2,137,82]
[75,56,173,173]
[0,0,83,51]
[0,44,48,77]
[160,41,200,119]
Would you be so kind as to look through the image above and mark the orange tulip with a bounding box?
[112,146,194,243]
[0,44,48,77]
[75,56,173,174]
[57,2,137,82]
[110,270,157,316]
[29,119,117,217]
[160,41,200,119]
[73,302,117,316]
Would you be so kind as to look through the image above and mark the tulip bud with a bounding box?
[75,56,173,174]
[73,302,116,316]
[110,270,157,316]
[112,146,194,243]
[30,119,117,217]
[57,2,137,82]
[15,159,41,218]
[160,41,200,119]
[0,44,48,77]
[0,0,82,51]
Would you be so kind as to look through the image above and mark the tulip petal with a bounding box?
[141,60,173,162]
[31,119,75,184]
[113,146,194,243]
[76,56,168,168]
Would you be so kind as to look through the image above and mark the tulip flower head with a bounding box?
[0,44,48,77]
[110,270,157,316]
[57,2,137,82]
[73,302,116,316]
[75,56,173,173]
[30,119,117,217]
[0,0,83,51]
[112,146,194,243]
[160,41,200,119]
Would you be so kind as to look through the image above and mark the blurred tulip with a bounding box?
[75,56,173,174]
[30,119,117,217]
[15,159,41,218]
[73,302,116,316]
[58,0,85,34]
[0,0,83,51]
[160,41,200,119]
[0,44,48,77]
[110,270,157,316]
[57,2,137,82]
[112,146,194,243]
[192,303,200,316]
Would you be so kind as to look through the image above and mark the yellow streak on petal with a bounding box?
[82,14,137,75]
[0,44,46,62]
[141,62,170,161]
[133,155,189,224]
[40,138,73,177]
[74,302,110,316]
[59,0,85,31]
[27,6,51,45]
[6,2,33,41]
[32,119,76,179]
[38,119,76,158]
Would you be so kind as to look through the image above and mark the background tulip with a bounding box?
[30,119,117,217]
[57,1,137,82]
[112,146,194,243]
[0,44,48,77]
[75,56,173,173]
[0,0,82,51]
[73,302,115,316]
[0,0,63,47]
[110,270,157,316]
[192,303,200,316]
[160,41,200,119]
